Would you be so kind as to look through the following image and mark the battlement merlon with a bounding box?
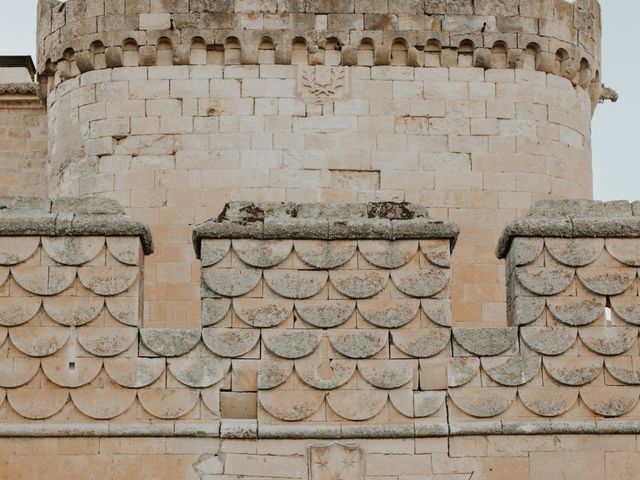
[497,200,640,260]
[36,0,601,87]
[0,196,154,255]
[192,201,461,259]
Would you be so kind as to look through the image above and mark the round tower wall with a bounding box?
[39,0,601,328]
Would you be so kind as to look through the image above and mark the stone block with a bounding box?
[129,79,169,99]
[366,453,432,476]
[139,12,171,29]
[530,452,605,480]
[242,79,296,97]
[224,452,305,477]
[221,392,258,419]
[170,79,210,98]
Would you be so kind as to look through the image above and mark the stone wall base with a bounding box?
[0,434,636,479]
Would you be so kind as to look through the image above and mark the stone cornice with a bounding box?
[1,419,639,438]
[0,82,38,96]
[192,201,460,258]
[0,196,154,254]
[496,199,640,259]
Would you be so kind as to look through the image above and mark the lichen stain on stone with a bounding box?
[367,202,416,220]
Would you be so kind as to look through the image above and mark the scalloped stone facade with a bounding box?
[0,199,640,479]
[5,1,640,479]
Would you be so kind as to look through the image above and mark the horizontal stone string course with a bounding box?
[3,419,640,438]
[41,37,599,86]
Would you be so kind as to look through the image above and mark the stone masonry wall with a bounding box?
[2,199,640,479]
[1,1,637,479]
[2,435,640,479]
[37,0,602,329]
[36,0,602,77]
[5,200,638,443]
[0,85,48,197]
[46,63,594,329]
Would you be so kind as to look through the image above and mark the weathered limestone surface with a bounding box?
[2,199,637,434]
[0,198,634,432]
[35,0,603,328]
[43,65,596,328]
[0,82,48,198]
[0,196,153,251]
[1,198,640,478]
[0,198,168,430]
[1,0,637,477]
[493,200,640,423]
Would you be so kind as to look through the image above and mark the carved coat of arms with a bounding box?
[297,66,350,103]
[308,443,364,480]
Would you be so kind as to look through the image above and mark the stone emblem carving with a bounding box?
[298,66,349,103]
[309,443,364,480]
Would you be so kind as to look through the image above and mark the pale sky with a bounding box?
[0,1,634,201]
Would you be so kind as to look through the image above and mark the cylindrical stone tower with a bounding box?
[37,0,602,328]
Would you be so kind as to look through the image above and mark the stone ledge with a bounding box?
[0,196,154,254]
[496,200,640,259]
[0,83,38,96]
[0,422,218,437]
[3,420,640,438]
[192,202,459,258]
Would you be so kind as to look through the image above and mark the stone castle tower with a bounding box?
[36,0,601,329]
[3,1,640,479]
